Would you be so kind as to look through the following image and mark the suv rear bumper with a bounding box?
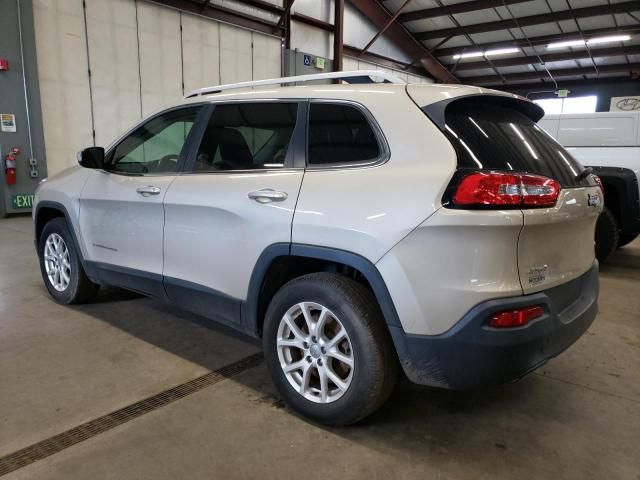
[388,262,598,389]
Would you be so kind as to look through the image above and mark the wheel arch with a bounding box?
[243,244,402,337]
[34,201,97,280]
[592,166,640,235]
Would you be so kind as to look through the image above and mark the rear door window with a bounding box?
[192,103,298,172]
[442,100,588,187]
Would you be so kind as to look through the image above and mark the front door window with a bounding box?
[109,106,202,174]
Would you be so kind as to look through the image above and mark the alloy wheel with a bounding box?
[276,302,354,403]
[43,233,71,292]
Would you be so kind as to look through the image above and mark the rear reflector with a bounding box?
[452,171,560,208]
[489,305,544,328]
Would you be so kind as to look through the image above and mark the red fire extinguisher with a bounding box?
[5,146,20,186]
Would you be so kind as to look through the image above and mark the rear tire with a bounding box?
[595,207,619,263]
[39,218,99,304]
[263,273,397,426]
[617,233,638,249]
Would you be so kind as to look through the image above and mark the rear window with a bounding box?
[441,100,588,187]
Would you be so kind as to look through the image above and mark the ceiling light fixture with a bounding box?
[453,51,484,59]
[453,47,519,60]
[546,39,585,49]
[547,34,631,49]
[484,47,520,57]
[586,34,631,45]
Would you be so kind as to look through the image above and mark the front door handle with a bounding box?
[248,189,288,203]
[136,185,161,197]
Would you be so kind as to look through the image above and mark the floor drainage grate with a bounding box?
[0,353,263,477]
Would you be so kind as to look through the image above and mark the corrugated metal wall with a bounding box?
[33,0,282,176]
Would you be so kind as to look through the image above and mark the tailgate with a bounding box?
[518,186,602,293]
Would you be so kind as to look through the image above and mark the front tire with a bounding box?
[595,207,619,263]
[39,218,99,304]
[263,273,397,426]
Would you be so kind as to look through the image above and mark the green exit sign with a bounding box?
[11,194,34,209]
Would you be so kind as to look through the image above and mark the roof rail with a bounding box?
[184,70,406,98]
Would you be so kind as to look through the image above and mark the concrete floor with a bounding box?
[1,215,639,480]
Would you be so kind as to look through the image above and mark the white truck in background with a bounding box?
[539,112,640,261]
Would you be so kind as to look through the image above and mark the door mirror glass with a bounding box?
[77,147,105,169]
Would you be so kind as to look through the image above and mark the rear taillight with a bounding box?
[489,305,544,328]
[452,171,560,209]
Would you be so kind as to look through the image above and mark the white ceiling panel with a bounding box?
[469,31,518,43]
[595,55,632,65]
[553,75,584,81]
[453,9,502,26]
[498,64,539,74]
[497,78,542,85]
[425,36,472,50]
[615,13,640,26]
[403,16,456,33]
[520,24,564,38]
[545,59,582,69]
[566,0,604,7]
[209,0,280,23]
[291,0,332,23]
[456,67,497,77]
[578,16,616,30]
[497,1,551,17]
[577,58,599,68]
[590,72,631,79]
[386,0,439,13]
[554,19,577,31]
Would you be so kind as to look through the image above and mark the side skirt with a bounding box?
[86,261,251,336]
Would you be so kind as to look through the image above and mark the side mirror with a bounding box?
[77,147,105,169]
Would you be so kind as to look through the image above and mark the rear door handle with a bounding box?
[136,186,161,197]
[248,189,288,203]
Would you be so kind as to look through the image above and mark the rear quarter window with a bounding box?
[307,103,382,166]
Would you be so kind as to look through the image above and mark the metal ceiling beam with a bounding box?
[344,45,427,76]
[334,0,344,73]
[349,0,458,83]
[149,0,283,35]
[398,0,530,23]
[461,62,640,84]
[233,0,282,15]
[414,1,640,40]
[276,0,295,28]
[228,0,337,33]
[448,45,640,71]
[281,0,294,49]
[360,0,413,57]
[433,26,640,57]
[290,12,333,31]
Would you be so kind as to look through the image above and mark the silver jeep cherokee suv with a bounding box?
[34,71,602,425]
